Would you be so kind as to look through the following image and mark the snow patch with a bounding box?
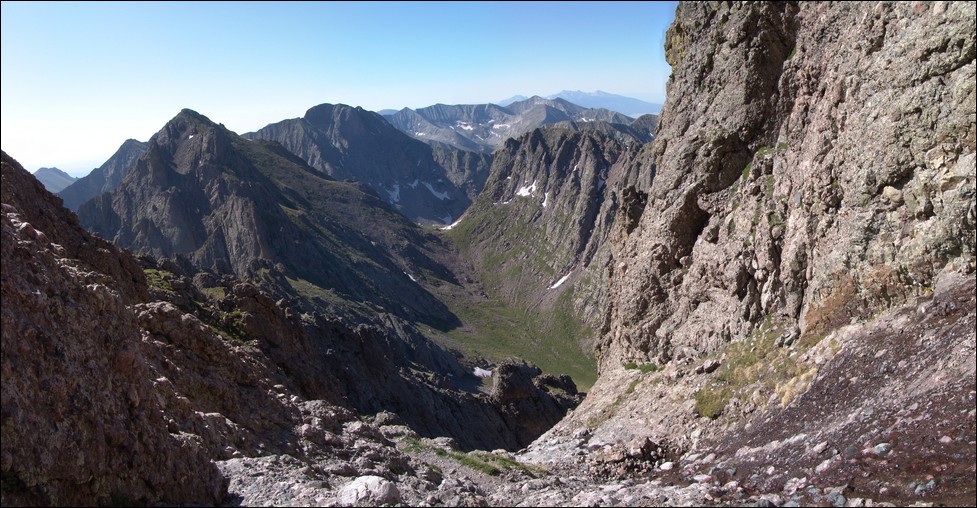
[474,367,493,378]
[456,121,474,131]
[404,271,417,282]
[188,134,195,140]
[422,182,450,200]
[387,184,401,204]
[407,179,420,189]
[549,272,572,289]
[542,192,550,208]
[440,216,464,230]
[492,124,511,129]
[516,180,538,197]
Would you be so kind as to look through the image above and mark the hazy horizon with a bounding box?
[1,1,676,177]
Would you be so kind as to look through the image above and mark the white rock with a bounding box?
[337,475,401,506]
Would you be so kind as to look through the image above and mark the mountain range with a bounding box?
[383,95,654,154]
[2,2,975,506]
[242,103,491,225]
[78,109,460,327]
[498,90,663,117]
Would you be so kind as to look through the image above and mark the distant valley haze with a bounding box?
[0,1,676,176]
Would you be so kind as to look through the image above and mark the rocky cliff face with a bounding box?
[524,2,975,505]
[57,139,148,211]
[2,152,224,505]
[600,1,975,368]
[244,103,489,224]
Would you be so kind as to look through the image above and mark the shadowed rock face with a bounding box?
[78,109,459,328]
[245,103,492,225]
[2,151,225,506]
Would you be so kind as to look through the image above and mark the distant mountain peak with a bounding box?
[32,167,78,193]
[546,90,662,117]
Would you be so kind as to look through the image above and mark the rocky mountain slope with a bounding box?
[526,1,975,506]
[438,127,656,386]
[30,167,76,192]
[3,1,975,506]
[57,138,148,211]
[77,109,456,327]
[70,109,582,448]
[244,103,490,224]
[385,96,638,154]
[2,149,585,505]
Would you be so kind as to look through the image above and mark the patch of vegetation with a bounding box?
[624,362,659,374]
[755,142,789,159]
[693,315,817,418]
[143,268,176,295]
[449,451,501,475]
[449,451,543,477]
[200,285,226,301]
[788,45,797,60]
[741,161,753,181]
[694,385,733,419]
[436,288,597,390]
[763,175,776,199]
[285,276,373,317]
[399,438,541,477]
[399,436,427,454]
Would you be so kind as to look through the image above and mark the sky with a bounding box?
[1,1,676,176]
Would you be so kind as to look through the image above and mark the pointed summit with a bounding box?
[77,109,457,326]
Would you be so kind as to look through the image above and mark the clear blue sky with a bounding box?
[1,1,676,176]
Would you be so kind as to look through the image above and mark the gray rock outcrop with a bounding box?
[600,0,975,369]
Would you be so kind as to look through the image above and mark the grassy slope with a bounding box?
[425,213,598,390]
